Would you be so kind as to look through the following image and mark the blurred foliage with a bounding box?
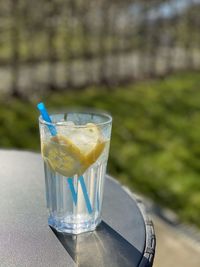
[1,0,200,98]
[0,0,200,62]
[1,71,200,227]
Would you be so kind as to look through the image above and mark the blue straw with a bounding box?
[67,176,93,214]
[79,176,93,214]
[67,178,78,205]
[37,102,92,214]
[37,102,57,136]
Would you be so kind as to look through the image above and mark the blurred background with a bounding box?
[0,0,200,265]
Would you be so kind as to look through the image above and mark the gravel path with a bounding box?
[151,214,200,267]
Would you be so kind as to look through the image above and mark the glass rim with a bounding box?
[39,111,112,128]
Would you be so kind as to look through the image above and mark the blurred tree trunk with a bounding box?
[145,1,164,77]
[98,1,110,85]
[137,2,149,78]
[146,21,160,77]
[46,0,58,91]
[21,0,36,93]
[80,0,93,86]
[165,0,179,74]
[184,0,195,70]
[191,3,200,69]
[10,0,21,97]
[108,5,119,85]
[112,7,123,84]
[63,0,76,89]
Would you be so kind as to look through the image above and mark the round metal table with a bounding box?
[0,150,155,267]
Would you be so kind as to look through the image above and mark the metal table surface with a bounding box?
[0,150,155,267]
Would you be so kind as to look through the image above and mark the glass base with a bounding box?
[48,215,101,235]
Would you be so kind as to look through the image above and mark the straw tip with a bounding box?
[37,102,45,111]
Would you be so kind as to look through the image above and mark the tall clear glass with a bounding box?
[39,111,112,234]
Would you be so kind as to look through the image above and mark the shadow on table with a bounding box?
[51,221,142,267]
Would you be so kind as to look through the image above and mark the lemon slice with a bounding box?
[42,123,105,177]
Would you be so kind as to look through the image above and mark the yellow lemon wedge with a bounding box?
[42,123,105,177]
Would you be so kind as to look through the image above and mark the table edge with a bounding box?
[106,175,156,267]
[0,150,155,266]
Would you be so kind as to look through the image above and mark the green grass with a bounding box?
[1,71,200,227]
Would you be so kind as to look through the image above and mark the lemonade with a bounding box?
[39,112,112,234]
